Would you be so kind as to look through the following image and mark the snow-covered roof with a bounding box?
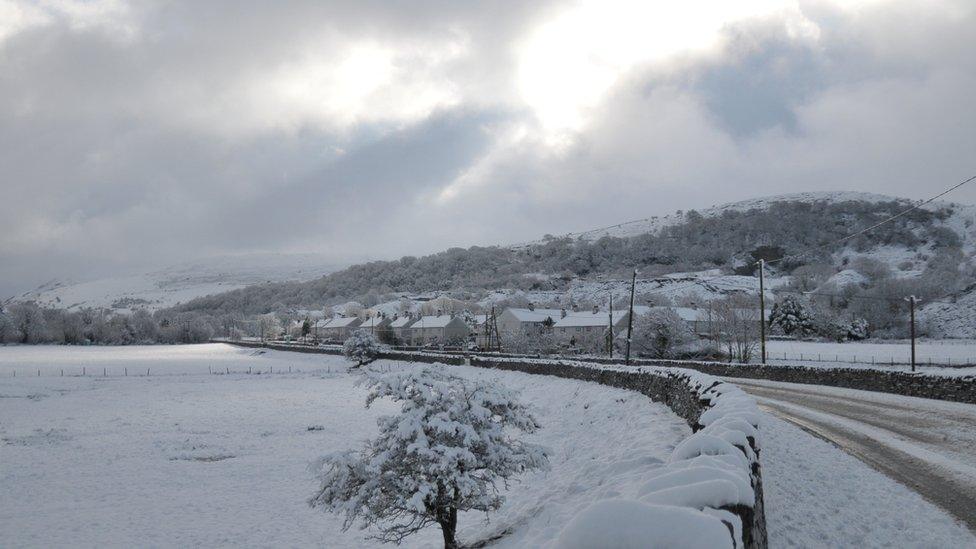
[505,308,565,322]
[324,316,360,328]
[389,316,416,328]
[553,310,632,328]
[312,319,332,329]
[358,317,389,328]
[412,315,458,328]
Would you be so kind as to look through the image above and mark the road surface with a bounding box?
[728,378,976,532]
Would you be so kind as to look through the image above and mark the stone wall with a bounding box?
[469,356,767,549]
[610,358,976,405]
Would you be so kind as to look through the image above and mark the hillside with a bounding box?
[5,253,346,313]
[170,192,976,325]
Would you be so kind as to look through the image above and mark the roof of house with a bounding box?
[503,308,565,322]
[312,319,332,329]
[324,316,361,328]
[412,315,460,328]
[554,311,630,328]
[389,316,416,328]
[358,317,390,328]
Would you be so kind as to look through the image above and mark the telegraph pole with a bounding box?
[608,293,614,359]
[758,259,767,365]
[907,295,917,372]
[625,269,637,366]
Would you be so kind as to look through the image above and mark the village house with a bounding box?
[496,306,565,335]
[318,316,362,342]
[409,315,470,346]
[389,314,417,343]
[357,315,392,338]
[311,318,332,340]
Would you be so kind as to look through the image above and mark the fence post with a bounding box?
[82,367,85,376]
[146,368,150,376]
[125,367,127,376]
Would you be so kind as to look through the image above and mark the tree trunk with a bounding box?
[438,507,458,549]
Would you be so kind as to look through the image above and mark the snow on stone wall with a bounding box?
[467,356,766,549]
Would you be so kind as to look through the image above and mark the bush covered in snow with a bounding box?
[309,368,550,548]
[343,330,381,365]
[769,295,815,337]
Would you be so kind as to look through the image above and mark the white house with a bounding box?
[311,318,333,340]
[318,316,362,341]
[389,315,417,343]
[357,315,392,337]
[496,307,565,335]
[409,315,471,346]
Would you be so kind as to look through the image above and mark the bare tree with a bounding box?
[713,296,760,363]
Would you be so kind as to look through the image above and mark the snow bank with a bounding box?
[467,356,766,548]
[555,499,734,549]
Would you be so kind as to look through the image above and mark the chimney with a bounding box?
[592,304,599,314]
[561,308,567,318]
[571,303,579,312]
[528,302,535,311]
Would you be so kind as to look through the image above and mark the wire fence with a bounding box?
[0,363,349,379]
[765,351,975,368]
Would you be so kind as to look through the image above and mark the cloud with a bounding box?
[1,0,975,297]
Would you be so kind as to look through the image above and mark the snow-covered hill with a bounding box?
[513,191,976,251]
[5,254,346,313]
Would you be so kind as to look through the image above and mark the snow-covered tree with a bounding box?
[769,295,815,337]
[310,368,549,548]
[846,317,870,341]
[632,309,694,359]
[0,307,10,343]
[258,314,282,341]
[343,330,381,366]
[9,303,49,343]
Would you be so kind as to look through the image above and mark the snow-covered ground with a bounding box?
[0,345,690,548]
[761,415,976,547]
[765,339,976,375]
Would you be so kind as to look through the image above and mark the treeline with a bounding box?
[171,199,961,316]
[0,302,216,345]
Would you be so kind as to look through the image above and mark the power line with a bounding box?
[773,287,957,305]
[765,173,976,266]
[597,172,976,300]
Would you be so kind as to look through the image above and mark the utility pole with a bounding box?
[907,295,917,372]
[625,269,637,366]
[758,259,767,365]
[608,293,614,359]
[484,308,491,350]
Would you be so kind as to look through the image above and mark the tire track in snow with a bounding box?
[728,378,976,533]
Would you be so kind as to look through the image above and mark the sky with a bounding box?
[2,0,975,297]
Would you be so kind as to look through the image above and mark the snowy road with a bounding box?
[729,378,976,533]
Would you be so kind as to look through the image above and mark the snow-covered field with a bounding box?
[766,339,976,375]
[0,345,690,548]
